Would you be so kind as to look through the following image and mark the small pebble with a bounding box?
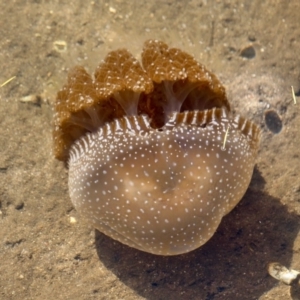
[20,95,41,106]
[264,109,282,133]
[53,40,67,53]
[240,45,256,59]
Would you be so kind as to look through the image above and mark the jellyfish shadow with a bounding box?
[95,168,300,300]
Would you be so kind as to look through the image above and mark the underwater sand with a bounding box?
[0,1,300,299]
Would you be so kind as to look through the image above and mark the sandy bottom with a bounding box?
[1,1,300,299]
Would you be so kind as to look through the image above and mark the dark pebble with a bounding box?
[264,110,283,134]
[240,45,256,59]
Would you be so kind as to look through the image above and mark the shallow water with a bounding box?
[0,1,300,299]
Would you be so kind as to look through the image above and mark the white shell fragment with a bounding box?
[268,262,300,285]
